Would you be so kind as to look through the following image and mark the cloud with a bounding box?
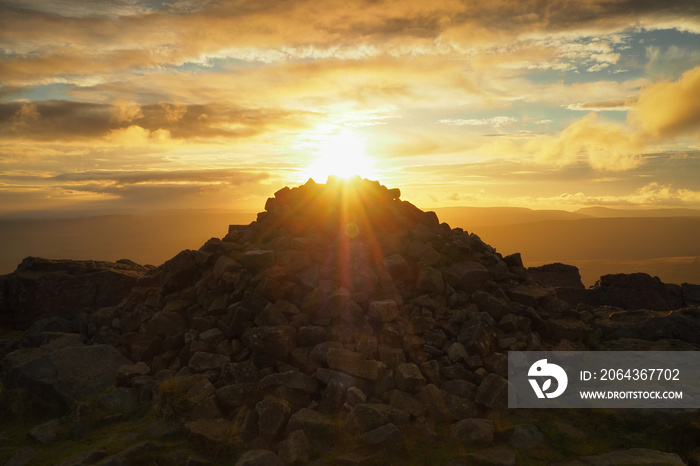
[566,98,635,111]
[439,116,518,127]
[51,169,269,186]
[630,65,700,139]
[0,100,308,142]
[528,113,642,171]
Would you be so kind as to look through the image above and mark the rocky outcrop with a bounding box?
[531,265,696,312]
[0,257,152,328]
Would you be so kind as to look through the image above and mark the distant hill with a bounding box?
[434,206,590,228]
[574,207,700,218]
[0,210,255,274]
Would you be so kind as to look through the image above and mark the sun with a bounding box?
[305,129,377,182]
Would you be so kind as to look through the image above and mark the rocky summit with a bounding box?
[0,177,698,465]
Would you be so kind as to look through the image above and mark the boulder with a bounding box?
[0,257,148,327]
[1,343,131,408]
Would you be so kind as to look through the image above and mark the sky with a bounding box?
[1,0,700,216]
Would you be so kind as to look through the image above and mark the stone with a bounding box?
[215,383,258,411]
[318,379,346,415]
[457,312,496,358]
[394,363,426,393]
[116,361,150,387]
[389,390,426,418]
[188,352,230,372]
[528,263,585,289]
[509,423,545,450]
[5,447,37,466]
[240,250,275,272]
[278,430,312,464]
[28,418,61,445]
[473,291,511,322]
[450,261,489,291]
[100,387,137,412]
[96,441,156,466]
[450,418,495,444]
[199,328,225,346]
[464,446,516,466]
[0,257,147,327]
[1,343,131,408]
[326,348,378,380]
[344,403,410,433]
[56,449,106,466]
[368,300,400,323]
[259,370,318,394]
[286,408,335,439]
[364,423,403,446]
[416,266,444,294]
[235,449,285,466]
[475,373,509,410]
[255,396,292,441]
[241,326,296,359]
[186,419,232,447]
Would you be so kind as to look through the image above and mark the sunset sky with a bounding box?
[1,0,700,216]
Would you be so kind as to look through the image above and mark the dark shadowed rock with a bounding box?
[1,343,131,408]
[0,257,149,328]
[235,449,284,466]
[528,263,585,289]
[450,418,494,444]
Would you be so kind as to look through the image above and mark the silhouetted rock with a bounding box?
[528,263,585,289]
[0,257,151,328]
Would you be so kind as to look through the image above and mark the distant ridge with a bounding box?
[434,206,590,228]
[574,206,700,218]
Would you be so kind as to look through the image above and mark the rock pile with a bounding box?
[0,177,696,465]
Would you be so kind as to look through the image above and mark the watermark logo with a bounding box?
[528,358,568,399]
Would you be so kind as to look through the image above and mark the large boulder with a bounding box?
[0,257,150,328]
[1,342,131,409]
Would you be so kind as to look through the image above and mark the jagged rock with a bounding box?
[368,300,399,323]
[388,390,427,418]
[364,422,403,446]
[286,408,334,439]
[28,418,61,445]
[1,343,131,408]
[0,257,150,328]
[326,348,379,380]
[528,263,585,289]
[594,306,700,343]
[186,419,233,447]
[450,418,494,444]
[234,449,285,466]
[95,441,155,466]
[509,424,545,450]
[450,261,490,291]
[100,388,137,412]
[188,352,230,373]
[394,362,426,393]
[255,396,291,441]
[241,326,296,359]
[344,403,410,433]
[278,430,312,464]
[4,447,37,466]
[464,446,516,466]
[56,449,107,466]
[475,374,509,410]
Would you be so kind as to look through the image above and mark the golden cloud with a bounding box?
[630,65,700,139]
